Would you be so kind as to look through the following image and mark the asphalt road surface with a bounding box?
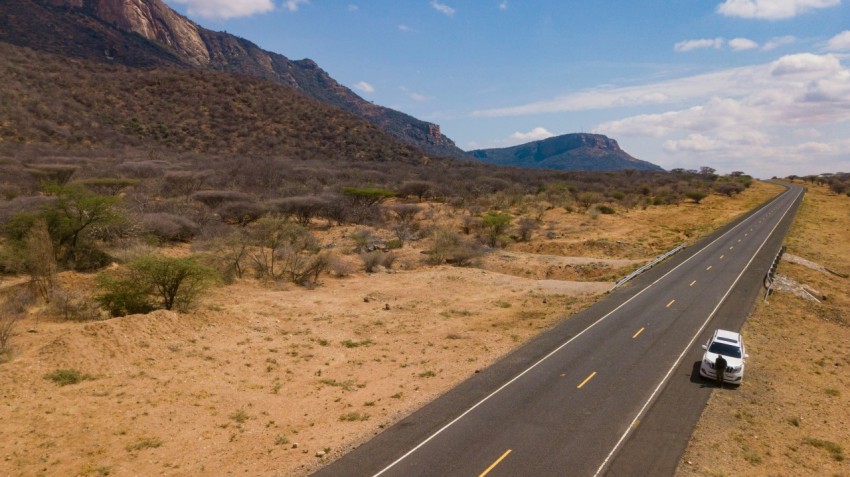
[314,183,804,477]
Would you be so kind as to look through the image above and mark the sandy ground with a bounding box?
[676,183,849,477]
[0,182,784,477]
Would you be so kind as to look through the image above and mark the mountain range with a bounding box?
[0,0,465,158]
[470,134,663,172]
[0,0,663,172]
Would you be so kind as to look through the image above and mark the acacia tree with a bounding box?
[480,211,512,247]
[5,184,122,270]
[96,255,218,316]
[685,190,708,204]
[40,183,123,267]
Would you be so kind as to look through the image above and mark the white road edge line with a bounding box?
[372,188,794,477]
[591,186,802,477]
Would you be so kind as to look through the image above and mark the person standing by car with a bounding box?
[715,354,727,387]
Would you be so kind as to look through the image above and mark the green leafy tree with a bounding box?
[341,187,396,207]
[685,190,708,204]
[96,255,218,316]
[40,183,123,267]
[480,211,512,247]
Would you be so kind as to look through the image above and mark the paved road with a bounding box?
[314,184,803,477]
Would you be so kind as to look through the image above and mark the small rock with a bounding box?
[316,451,326,458]
[384,304,390,310]
[291,443,299,449]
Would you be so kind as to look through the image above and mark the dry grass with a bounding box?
[0,182,782,477]
[676,183,850,477]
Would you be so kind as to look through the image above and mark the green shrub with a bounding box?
[44,368,92,386]
[96,254,218,316]
[597,205,616,214]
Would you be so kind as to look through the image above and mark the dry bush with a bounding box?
[0,287,35,356]
[217,201,266,227]
[425,226,482,266]
[327,254,356,278]
[116,161,166,179]
[516,217,539,242]
[191,190,251,209]
[194,230,251,283]
[269,196,329,226]
[50,286,103,322]
[247,217,328,284]
[23,219,57,303]
[139,212,199,242]
[360,251,396,273]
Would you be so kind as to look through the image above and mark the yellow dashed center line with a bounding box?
[479,449,512,477]
[633,327,645,339]
[690,280,697,287]
[720,255,725,260]
[667,299,676,308]
[706,265,712,271]
[729,246,734,250]
[577,372,597,389]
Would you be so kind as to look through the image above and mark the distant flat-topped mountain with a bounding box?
[469,133,664,172]
[0,0,466,159]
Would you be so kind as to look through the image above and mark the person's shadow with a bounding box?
[689,361,718,388]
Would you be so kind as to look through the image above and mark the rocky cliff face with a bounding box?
[30,0,464,158]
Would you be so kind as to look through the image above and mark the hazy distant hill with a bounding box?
[470,134,664,172]
[0,0,467,159]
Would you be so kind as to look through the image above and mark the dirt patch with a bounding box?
[0,182,783,477]
[676,183,850,477]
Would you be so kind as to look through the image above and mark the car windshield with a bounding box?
[709,341,742,358]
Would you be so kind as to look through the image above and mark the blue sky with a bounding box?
[164,0,850,177]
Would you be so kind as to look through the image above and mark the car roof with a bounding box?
[713,329,742,344]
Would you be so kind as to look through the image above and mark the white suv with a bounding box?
[699,329,748,384]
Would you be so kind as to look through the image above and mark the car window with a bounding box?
[708,341,742,358]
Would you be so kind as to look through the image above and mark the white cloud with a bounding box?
[674,38,724,52]
[510,127,555,142]
[716,0,840,20]
[473,53,850,175]
[430,1,456,16]
[354,81,374,94]
[348,4,359,12]
[498,1,508,10]
[400,86,429,102]
[472,67,755,117]
[398,24,416,32]
[169,0,275,19]
[770,52,842,76]
[794,127,822,138]
[827,30,850,51]
[762,35,796,51]
[283,0,309,12]
[587,53,850,176]
[729,38,759,50]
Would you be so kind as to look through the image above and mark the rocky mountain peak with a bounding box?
[48,0,210,64]
[28,0,466,158]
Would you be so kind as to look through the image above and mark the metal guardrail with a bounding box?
[611,244,687,290]
[763,245,785,301]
